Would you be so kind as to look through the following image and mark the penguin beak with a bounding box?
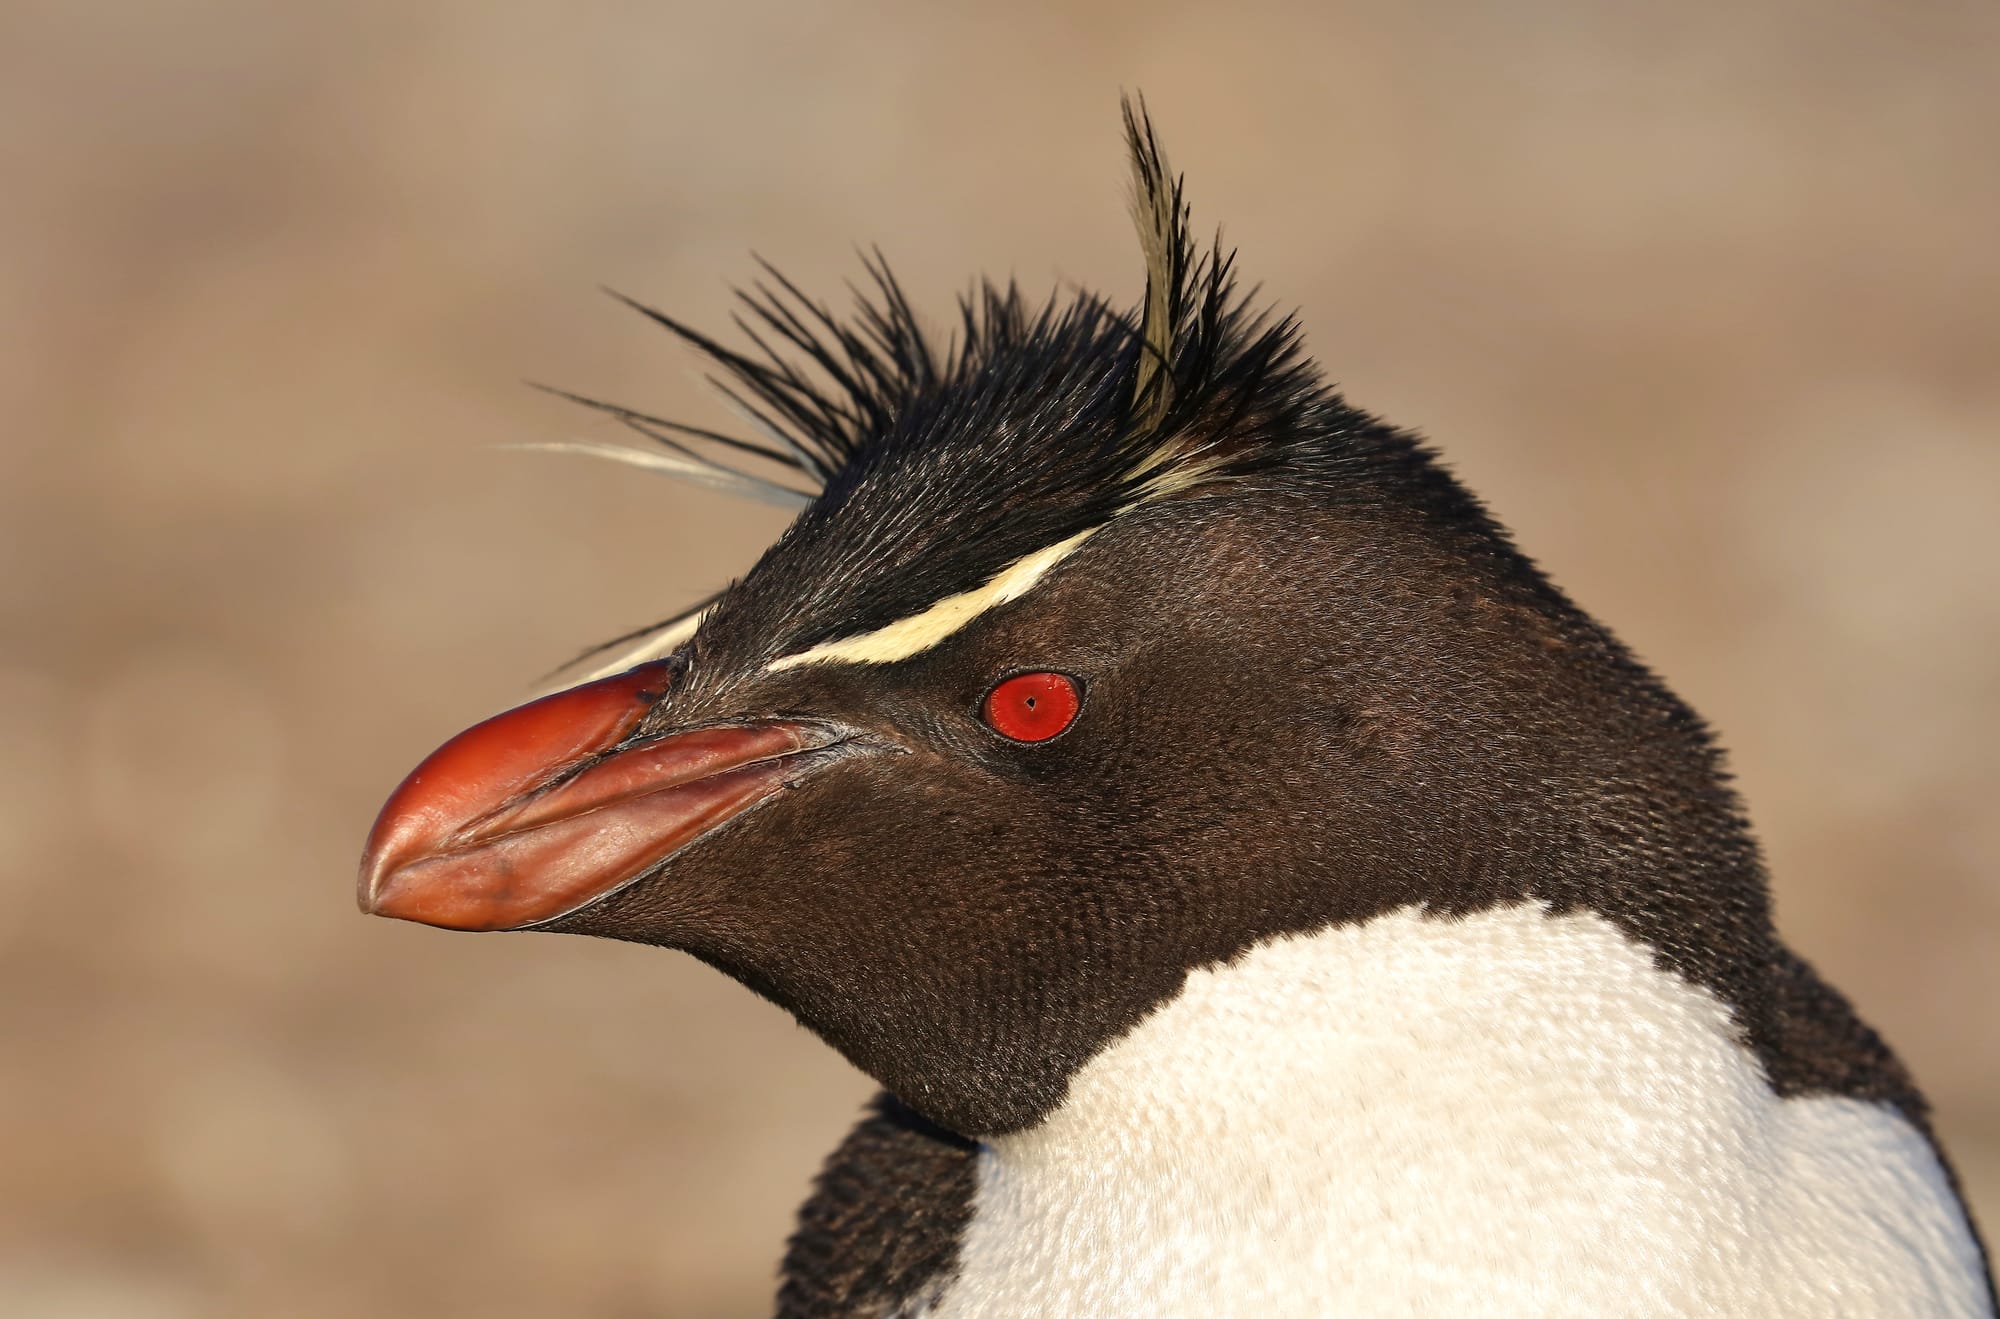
[357,660,845,931]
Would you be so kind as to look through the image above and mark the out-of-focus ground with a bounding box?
[2,2,1996,1314]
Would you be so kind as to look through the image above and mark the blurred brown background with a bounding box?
[3,1,1997,1315]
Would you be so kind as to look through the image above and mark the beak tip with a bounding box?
[356,806,419,918]
[355,849,399,918]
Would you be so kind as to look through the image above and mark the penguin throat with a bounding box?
[916,903,1983,1318]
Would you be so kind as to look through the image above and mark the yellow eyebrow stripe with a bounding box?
[766,528,1099,673]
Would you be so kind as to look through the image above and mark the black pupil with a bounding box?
[1023,696,1037,709]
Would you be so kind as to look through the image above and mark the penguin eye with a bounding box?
[981,671,1082,743]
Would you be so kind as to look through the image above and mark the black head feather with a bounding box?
[549,98,1469,677]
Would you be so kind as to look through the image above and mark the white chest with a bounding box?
[916,903,1988,1318]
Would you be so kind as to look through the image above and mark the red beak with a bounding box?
[357,661,840,931]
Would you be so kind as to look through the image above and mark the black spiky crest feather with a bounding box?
[547,98,1470,678]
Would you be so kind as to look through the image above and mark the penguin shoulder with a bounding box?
[777,1093,977,1318]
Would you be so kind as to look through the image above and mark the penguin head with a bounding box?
[358,103,1766,1137]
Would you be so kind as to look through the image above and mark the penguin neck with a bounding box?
[930,901,1979,1317]
[984,901,1741,1175]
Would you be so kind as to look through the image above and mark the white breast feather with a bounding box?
[916,902,1990,1318]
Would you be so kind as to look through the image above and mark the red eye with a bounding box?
[981,671,1082,743]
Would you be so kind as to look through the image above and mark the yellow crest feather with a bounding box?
[1123,96,1189,431]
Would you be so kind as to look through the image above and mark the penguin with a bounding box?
[357,101,1997,1317]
